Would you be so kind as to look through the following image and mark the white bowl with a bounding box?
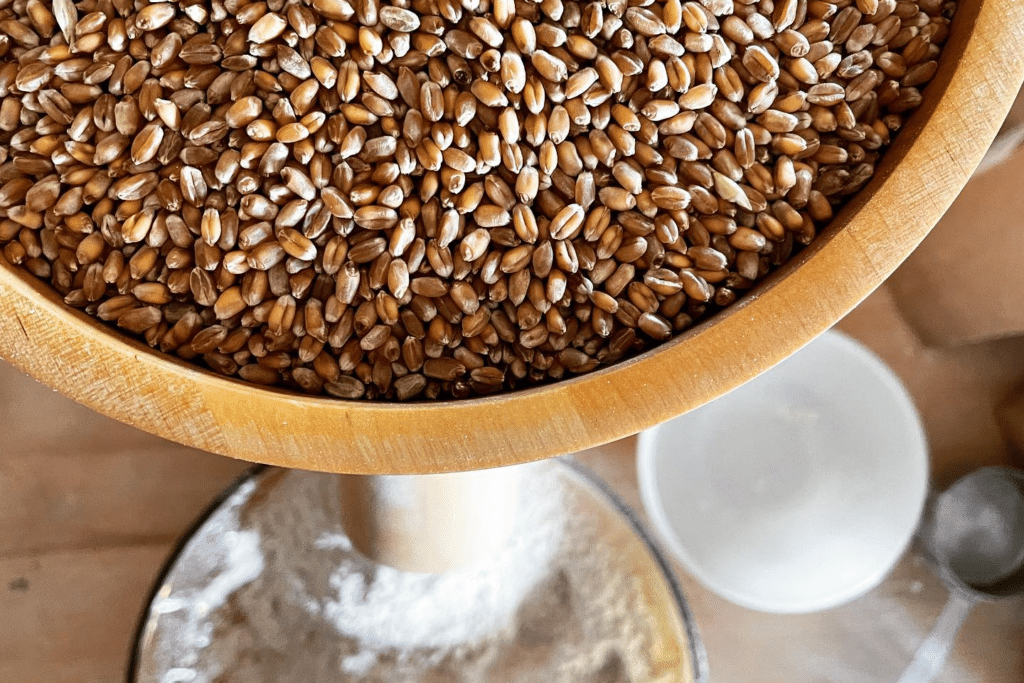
[637,330,929,614]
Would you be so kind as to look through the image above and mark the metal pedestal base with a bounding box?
[129,459,707,683]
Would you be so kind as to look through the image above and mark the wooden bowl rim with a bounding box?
[1,0,1022,473]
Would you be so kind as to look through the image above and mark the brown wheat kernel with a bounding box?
[0,0,953,399]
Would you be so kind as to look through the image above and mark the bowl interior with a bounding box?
[636,331,929,613]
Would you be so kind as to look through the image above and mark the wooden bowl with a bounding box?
[1,0,1022,474]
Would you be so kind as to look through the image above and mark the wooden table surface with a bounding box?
[1,282,1022,683]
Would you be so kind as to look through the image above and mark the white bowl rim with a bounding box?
[636,329,930,614]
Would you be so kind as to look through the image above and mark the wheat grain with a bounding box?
[0,0,954,399]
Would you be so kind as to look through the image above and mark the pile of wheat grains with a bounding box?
[0,0,952,399]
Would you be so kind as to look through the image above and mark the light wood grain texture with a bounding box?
[889,147,1024,346]
[837,286,1024,486]
[0,0,1022,474]
[0,545,169,683]
[995,383,1024,470]
[0,447,246,557]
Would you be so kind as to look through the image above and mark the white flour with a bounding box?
[319,467,563,668]
[323,526,557,654]
[137,464,683,683]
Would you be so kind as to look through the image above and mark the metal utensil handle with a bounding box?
[896,592,975,683]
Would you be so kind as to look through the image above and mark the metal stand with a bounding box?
[129,461,708,682]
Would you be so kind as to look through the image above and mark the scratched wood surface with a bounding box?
[2,282,1023,683]
[1,0,1022,474]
